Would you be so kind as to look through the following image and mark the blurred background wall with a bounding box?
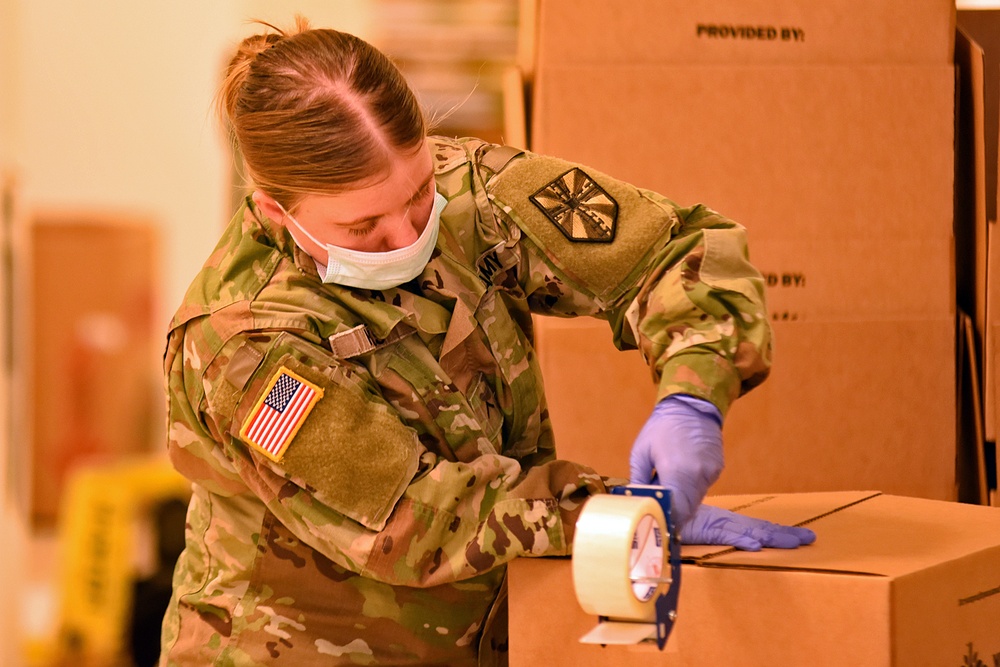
[0,2,516,665]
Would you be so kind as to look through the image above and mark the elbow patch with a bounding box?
[489,156,680,305]
[223,333,420,531]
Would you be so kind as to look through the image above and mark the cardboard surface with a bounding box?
[530,0,956,68]
[532,65,956,244]
[509,492,1000,666]
[749,237,954,322]
[540,317,957,501]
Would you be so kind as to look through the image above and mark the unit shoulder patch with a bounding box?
[529,168,618,243]
[239,366,323,461]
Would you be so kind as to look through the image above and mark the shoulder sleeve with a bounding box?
[487,153,680,311]
[486,151,771,416]
[203,330,421,531]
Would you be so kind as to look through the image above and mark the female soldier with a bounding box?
[160,17,814,666]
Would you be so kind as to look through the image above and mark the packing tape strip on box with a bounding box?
[571,486,682,649]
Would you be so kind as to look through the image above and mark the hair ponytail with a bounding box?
[217,32,276,127]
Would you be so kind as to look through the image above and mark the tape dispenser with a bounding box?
[571,485,682,650]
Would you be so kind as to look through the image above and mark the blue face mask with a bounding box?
[281,191,447,290]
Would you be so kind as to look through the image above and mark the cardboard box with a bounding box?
[539,317,958,500]
[509,491,1000,667]
[530,64,958,318]
[532,65,955,245]
[523,0,962,501]
[527,0,955,68]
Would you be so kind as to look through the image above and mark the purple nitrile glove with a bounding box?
[680,504,817,551]
[629,394,724,529]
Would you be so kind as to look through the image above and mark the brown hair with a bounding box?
[218,17,427,208]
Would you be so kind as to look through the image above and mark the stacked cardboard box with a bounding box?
[520,0,961,500]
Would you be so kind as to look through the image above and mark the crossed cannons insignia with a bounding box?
[529,168,618,242]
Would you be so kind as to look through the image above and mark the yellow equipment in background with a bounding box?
[49,456,190,667]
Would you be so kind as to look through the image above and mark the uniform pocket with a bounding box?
[466,372,504,445]
[225,331,421,531]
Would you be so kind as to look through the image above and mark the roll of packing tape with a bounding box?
[572,494,669,623]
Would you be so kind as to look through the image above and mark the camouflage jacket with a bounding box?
[160,137,771,666]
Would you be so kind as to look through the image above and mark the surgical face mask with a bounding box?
[280,190,446,290]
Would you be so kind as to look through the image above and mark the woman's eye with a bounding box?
[348,219,379,237]
[412,181,434,203]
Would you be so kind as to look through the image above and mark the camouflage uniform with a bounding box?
[159,137,771,666]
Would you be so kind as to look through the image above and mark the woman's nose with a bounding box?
[382,209,422,250]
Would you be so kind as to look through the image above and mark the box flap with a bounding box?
[683,493,1000,578]
[682,491,880,560]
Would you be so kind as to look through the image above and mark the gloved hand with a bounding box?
[680,504,817,551]
[629,394,724,529]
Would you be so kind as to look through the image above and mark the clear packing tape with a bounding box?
[571,486,682,649]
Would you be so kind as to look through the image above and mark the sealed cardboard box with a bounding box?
[509,491,1000,667]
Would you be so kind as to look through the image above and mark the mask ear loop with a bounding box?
[273,199,328,250]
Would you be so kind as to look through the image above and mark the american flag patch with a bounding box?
[239,367,323,461]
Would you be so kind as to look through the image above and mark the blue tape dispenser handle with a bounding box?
[610,484,682,650]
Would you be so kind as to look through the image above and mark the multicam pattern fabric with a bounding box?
[160,137,772,666]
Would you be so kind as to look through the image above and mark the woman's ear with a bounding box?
[252,190,287,225]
